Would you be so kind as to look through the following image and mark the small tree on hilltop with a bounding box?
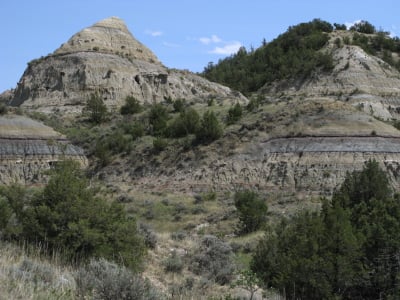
[350,20,376,34]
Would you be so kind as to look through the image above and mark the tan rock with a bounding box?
[9,17,246,114]
[0,115,87,184]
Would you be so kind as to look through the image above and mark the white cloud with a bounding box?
[145,30,163,37]
[345,20,361,30]
[199,34,222,45]
[209,41,242,55]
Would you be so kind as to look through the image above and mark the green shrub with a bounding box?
[16,160,146,270]
[195,111,223,144]
[234,190,268,234]
[168,108,200,138]
[149,104,169,135]
[350,20,376,34]
[122,122,144,140]
[0,102,8,115]
[94,141,112,167]
[173,98,186,112]
[334,23,347,30]
[226,103,243,125]
[0,196,12,229]
[83,93,107,124]
[101,130,133,154]
[120,96,142,115]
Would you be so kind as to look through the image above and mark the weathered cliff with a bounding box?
[9,17,245,114]
[0,115,87,184]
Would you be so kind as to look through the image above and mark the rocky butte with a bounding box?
[8,17,246,115]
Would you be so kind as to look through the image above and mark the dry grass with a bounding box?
[0,242,75,300]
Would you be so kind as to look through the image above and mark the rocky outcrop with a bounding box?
[9,17,246,114]
[0,115,87,184]
[262,32,400,119]
[102,135,400,198]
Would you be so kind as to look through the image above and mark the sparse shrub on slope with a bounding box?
[190,235,235,285]
[168,107,200,138]
[120,95,143,115]
[149,103,169,136]
[226,103,243,125]
[75,258,163,300]
[83,93,108,124]
[195,111,223,144]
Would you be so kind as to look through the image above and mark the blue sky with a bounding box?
[0,0,399,92]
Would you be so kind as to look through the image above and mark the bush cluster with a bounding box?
[0,160,146,270]
[252,160,400,299]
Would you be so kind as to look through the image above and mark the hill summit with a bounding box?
[8,17,245,114]
[54,17,160,64]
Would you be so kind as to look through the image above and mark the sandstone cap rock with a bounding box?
[54,16,160,64]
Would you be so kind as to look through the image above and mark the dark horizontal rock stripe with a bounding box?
[264,136,400,153]
[0,138,85,157]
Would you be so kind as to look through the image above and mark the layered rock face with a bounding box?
[263,32,400,119]
[107,136,400,198]
[0,115,87,184]
[9,17,245,114]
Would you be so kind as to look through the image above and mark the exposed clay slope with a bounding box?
[263,31,400,119]
[94,99,400,198]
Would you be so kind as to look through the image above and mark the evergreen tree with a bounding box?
[84,93,107,123]
[120,95,142,115]
[196,111,223,144]
[148,103,169,136]
[18,160,145,270]
[234,190,267,234]
[252,160,400,299]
